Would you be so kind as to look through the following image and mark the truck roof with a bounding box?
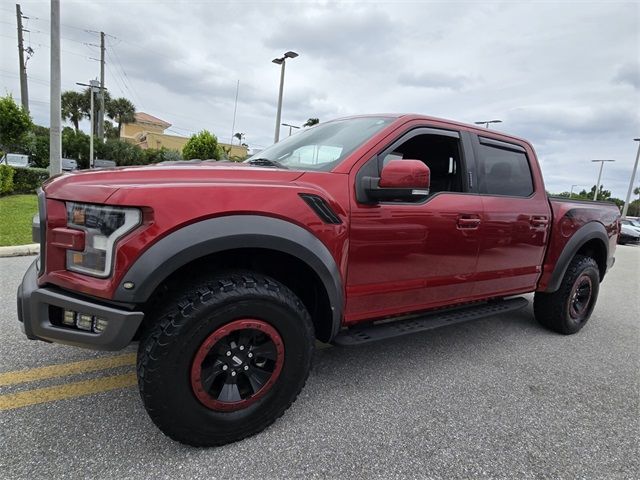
[333,113,533,148]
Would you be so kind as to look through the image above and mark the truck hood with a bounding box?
[43,162,305,203]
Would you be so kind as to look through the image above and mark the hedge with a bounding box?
[2,166,49,195]
[0,164,14,195]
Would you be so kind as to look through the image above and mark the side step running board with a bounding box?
[333,297,529,346]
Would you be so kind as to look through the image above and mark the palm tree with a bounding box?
[233,132,245,145]
[61,91,85,132]
[303,118,319,127]
[106,97,136,137]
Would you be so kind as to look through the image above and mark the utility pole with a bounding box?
[98,31,105,141]
[621,138,640,219]
[49,0,62,176]
[16,4,29,113]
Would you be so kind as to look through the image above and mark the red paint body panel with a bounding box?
[36,114,619,332]
[537,199,619,291]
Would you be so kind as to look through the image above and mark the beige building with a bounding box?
[121,112,248,158]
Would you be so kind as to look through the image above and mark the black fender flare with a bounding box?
[544,221,609,292]
[114,215,344,339]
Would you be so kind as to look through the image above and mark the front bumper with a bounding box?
[17,259,144,351]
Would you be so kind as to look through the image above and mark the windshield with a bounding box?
[245,116,394,171]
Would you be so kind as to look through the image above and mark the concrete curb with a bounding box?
[0,244,40,258]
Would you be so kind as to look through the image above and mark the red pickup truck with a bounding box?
[17,114,619,446]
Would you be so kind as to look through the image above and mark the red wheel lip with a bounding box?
[190,319,285,412]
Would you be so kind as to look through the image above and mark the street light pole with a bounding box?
[272,51,298,143]
[281,123,300,136]
[621,138,640,218]
[591,159,615,201]
[570,185,580,198]
[49,0,62,176]
[474,119,502,129]
[77,80,104,168]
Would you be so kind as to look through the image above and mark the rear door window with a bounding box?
[476,138,534,197]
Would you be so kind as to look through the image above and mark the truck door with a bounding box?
[345,127,483,324]
[471,135,551,297]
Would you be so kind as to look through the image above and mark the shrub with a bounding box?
[11,167,49,194]
[142,147,182,164]
[0,164,15,195]
[182,130,221,160]
[96,138,142,166]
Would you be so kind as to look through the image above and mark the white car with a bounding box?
[1,153,29,168]
[619,222,640,245]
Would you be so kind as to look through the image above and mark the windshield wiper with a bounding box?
[247,158,288,169]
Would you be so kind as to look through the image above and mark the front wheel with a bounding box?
[137,271,315,447]
[534,255,600,334]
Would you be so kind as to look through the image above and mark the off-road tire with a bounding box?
[137,271,315,447]
[534,255,600,334]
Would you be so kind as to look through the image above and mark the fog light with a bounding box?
[63,310,76,326]
[93,317,108,333]
[76,314,94,331]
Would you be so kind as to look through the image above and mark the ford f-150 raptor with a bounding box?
[17,114,620,446]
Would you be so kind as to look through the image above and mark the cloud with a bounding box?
[397,71,477,90]
[613,62,640,89]
[1,0,638,197]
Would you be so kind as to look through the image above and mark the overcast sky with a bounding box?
[1,0,639,198]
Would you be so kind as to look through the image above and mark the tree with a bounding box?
[25,129,50,168]
[0,94,33,154]
[233,132,245,145]
[62,127,90,168]
[303,118,319,127]
[182,130,221,160]
[104,120,119,140]
[106,97,135,137]
[61,91,85,132]
[588,184,611,201]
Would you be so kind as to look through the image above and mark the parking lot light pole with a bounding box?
[474,119,502,129]
[591,159,615,201]
[281,123,300,137]
[273,51,298,143]
[621,138,640,219]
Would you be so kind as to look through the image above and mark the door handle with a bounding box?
[530,216,549,227]
[457,216,481,229]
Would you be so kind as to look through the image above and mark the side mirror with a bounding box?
[363,159,430,201]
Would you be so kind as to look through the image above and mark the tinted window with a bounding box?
[477,143,533,196]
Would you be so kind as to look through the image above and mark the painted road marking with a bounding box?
[0,372,137,411]
[0,353,136,387]
[0,342,332,411]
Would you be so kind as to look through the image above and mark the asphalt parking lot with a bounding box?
[0,247,638,479]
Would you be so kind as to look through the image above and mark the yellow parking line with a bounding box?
[0,353,136,387]
[0,372,137,411]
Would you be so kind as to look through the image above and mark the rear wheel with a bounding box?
[137,271,314,447]
[534,255,600,334]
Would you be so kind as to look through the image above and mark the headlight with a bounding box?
[66,202,141,277]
